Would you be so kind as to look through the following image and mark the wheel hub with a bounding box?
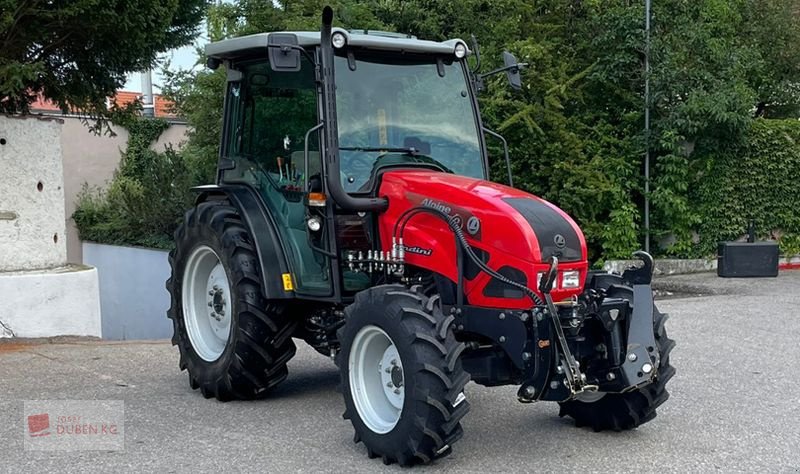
[379,346,405,402]
[390,365,403,388]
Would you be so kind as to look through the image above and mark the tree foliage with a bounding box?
[0,0,205,131]
[157,0,800,259]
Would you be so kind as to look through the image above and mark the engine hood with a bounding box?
[377,170,588,307]
[378,171,586,264]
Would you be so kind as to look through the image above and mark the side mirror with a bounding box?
[268,33,302,72]
[502,51,522,90]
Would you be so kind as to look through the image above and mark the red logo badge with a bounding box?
[27,413,51,437]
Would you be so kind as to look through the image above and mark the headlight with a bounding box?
[331,31,347,49]
[561,270,581,289]
[454,42,467,59]
[307,217,322,232]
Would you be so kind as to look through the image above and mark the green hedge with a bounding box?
[693,119,800,257]
[73,118,195,250]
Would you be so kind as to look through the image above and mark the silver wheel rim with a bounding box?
[349,325,404,434]
[182,245,233,362]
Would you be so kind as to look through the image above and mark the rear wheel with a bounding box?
[558,294,676,431]
[336,285,470,466]
[167,200,297,401]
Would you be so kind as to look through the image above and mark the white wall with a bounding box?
[0,116,67,271]
[0,266,101,337]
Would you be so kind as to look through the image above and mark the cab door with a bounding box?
[221,57,332,295]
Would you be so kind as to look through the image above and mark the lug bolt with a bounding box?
[386,382,393,388]
[522,352,531,361]
[550,381,560,389]
[606,372,616,381]
[208,290,215,296]
[390,359,397,366]
[394,388,401,394]
[499,336,506,343]
[208,302,213,307]
[556,366,564,374]
[627,353,638,362]
[642,363,653,374]
[499,313,506,320]
[385,367,391,373]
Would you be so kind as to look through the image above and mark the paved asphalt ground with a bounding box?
[1,271,799,473]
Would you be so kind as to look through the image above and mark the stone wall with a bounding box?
[0,116,67,271]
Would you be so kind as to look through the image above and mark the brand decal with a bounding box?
[402,244,433,256]
[407,194,482,241]
[554,234,566,249]
[421,198,452,215]
[466,216,481,236]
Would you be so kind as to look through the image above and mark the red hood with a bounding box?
[377,170,588,308]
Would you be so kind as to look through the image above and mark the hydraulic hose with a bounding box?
[393,206,544,307]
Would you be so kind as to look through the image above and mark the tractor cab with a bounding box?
[204,26,509,298]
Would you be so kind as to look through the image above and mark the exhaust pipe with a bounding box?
[319,6,389,212]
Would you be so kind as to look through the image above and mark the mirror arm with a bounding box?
[478,62,529,81]
[267,43,317,66]
[483,127,513,187]
[303,122,324,192]
[470,34,482,74]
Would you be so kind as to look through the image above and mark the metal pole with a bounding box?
[141,70,154,117]
[644,0,651,254]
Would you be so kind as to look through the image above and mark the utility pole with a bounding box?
[644,0,651,254]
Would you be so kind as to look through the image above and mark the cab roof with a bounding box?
[205,28,469,60]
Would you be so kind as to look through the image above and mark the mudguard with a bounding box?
[192,184,294,300]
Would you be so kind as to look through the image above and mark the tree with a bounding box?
[160,0,800,260]
[0,0,205,131]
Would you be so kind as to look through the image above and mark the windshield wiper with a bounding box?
[339,146,422,155]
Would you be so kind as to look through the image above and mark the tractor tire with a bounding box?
[336,285,470,466]
[558,292,676,431]
[166,200,297,401]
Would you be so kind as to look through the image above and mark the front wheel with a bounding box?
[336,285,470,466]
[558,303,676,431]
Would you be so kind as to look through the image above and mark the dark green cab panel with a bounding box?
[221,57,331,295]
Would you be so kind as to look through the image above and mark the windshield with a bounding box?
[334,52,484,191]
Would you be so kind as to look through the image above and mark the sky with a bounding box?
[123,40,205,94]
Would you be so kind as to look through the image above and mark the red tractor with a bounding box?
[167,7,675,466]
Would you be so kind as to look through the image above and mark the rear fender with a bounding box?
[192,184,294,300]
